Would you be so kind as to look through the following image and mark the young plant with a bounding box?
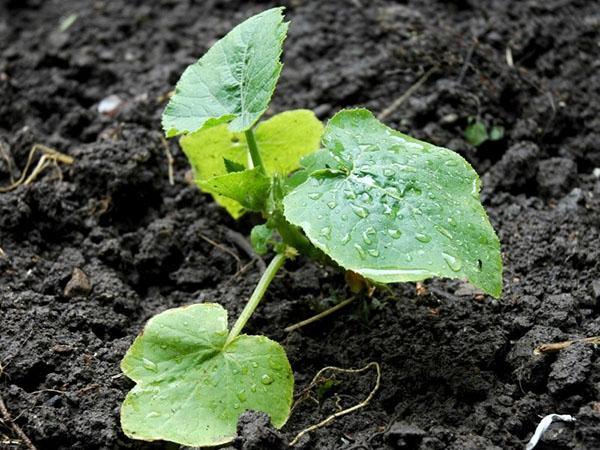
[120,7,502,446]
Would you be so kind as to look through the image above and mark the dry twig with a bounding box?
[0,364,37,450]
[377,67,437,121]
[0,144,73,193]
[289,362,381,446]
[534,336,600,355]
[284,297,357,333]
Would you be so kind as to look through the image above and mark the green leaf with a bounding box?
[121,303,294,447]
[224,158,246,173]
[162,8,288,137]
[251,224,274,255]
[283,109,502,297]
[180,110,323,217]
[464,121,489,146]
[489,125,504,141]
[197,168,270,212]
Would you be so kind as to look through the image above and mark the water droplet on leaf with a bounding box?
[415,233,431,243]
[388,229,402,239]
[354,244,366,259]
[351,204,369,218]
[442,253,462,272]
[261,374,274,385]
[142,358,158,372]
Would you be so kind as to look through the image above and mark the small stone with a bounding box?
[592,280,600,300]
[64,267,92,298]
[385,421,426,448]
[97,95,123,116]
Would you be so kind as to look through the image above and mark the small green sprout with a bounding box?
[465,117,505,146]
[120,7,503,446]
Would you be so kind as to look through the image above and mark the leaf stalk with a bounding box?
[245,129,266,175]
[226,252,287,345]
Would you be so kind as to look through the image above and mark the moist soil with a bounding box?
[1,0,599,449]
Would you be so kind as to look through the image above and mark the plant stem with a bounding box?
[226,252,287,345]
[245,129,266,175]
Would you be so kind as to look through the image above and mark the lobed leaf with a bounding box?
[162,7,288,137]
[121,304,293,447]
[283,109,503,297]
[181,109,323,217]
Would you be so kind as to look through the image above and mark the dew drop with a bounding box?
[146,411,160,419]
[344,189,357,200]
[160,344,167,350]
[237,390,247,402]
[320,226,332,239]
[434,224,453,240]
[327,201,337,209]
[368,248,380,257]
[142,358,158,372]
[362,227,376,245]
[388,229,402,239]
[354,244,366,259]
[233,403,240,410]
[250,383,257,393]
[261,374,274,385]
[341,233,351,244]
[268,358,281,370]
[232,368,239,375]
[415,233,431,243]
[383,168,395,177]
[308,192,322,200]
[241,365,249,375]
[360,192,373,204]
[251,362,259,368]
[442,253,462,272]
[351,204,369,218]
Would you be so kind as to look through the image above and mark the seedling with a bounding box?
[464,117,504,146]
[120,7,502,446]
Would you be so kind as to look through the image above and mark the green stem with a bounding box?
[245,129,266,175]
[226,253,287,345]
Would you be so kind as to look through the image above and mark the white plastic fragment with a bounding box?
[98,95,122,116]
[525,414,576,450]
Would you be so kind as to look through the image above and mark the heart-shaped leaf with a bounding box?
[283,109,502,297]
[121,304,294,446]
[162,7,288,137]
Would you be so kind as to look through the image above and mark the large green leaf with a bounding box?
[181,110,323,217]
[283,109,502,297]
[121,303,294,446]
[162,7,288,137]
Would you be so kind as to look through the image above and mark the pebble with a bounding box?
[64,267,92,298]
[98,95,123,116]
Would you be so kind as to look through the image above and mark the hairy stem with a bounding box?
[226,252,287,345]
[245,129,266,175]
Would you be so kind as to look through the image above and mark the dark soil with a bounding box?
[1,0,599,449]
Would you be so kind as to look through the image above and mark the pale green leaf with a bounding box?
[180,110,323,217]
[465,121,489,146]
[251,224,273,255]
[121,303,293,447]
[283,109,502,297]
[197,168,270,212]
[162,8,288,137]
